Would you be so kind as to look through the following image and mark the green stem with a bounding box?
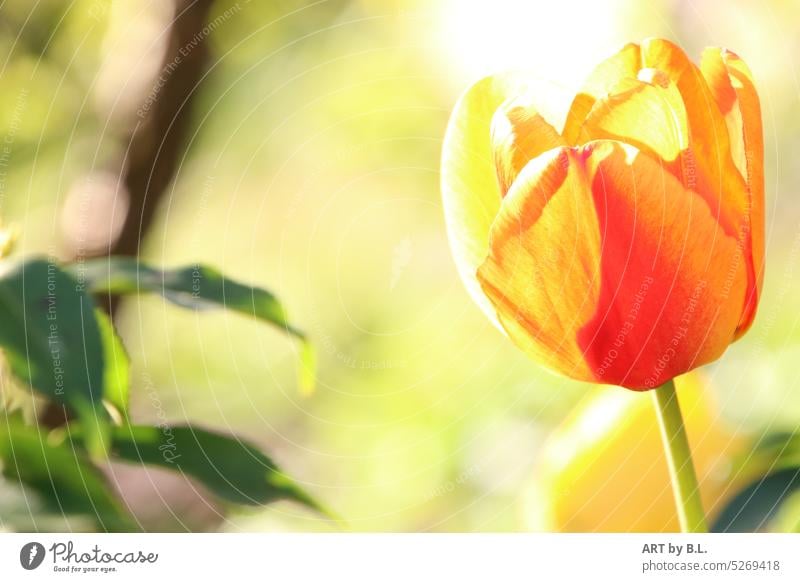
[652,379,708,533]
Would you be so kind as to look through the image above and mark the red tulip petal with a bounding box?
[575,141,747,389]
[478,140,747,389]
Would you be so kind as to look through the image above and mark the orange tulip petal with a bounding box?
[491,94,566,196]
[567,40,750,236]
[638,39,748,235]
[575,141,747,389]
[700,48,765,336]
[477,147,602,380]
[563,42,642,144]
[575,69,689,175]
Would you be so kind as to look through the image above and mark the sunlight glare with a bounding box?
[438,0,628,94]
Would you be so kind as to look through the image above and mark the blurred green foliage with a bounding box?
[0,254,321,531]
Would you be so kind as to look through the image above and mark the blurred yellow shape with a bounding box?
[0,222,17,258]
[525,373,748,532]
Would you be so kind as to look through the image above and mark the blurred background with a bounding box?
[0,0,799,532]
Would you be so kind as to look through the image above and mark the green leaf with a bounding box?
[72,257,296,332]
[95,310,130,420]
[71,257,315,394]
[0,259,109,456]
[711,433,800,532]
[97,424,323,512]
[711,467,800,532]
[0,421,134,531]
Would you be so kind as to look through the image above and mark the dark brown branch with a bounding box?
[103,0,215,313]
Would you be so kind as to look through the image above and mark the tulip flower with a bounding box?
[441,38,763,390]
[442,38,764,533]
[524,374,750,532]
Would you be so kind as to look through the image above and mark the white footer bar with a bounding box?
[1,533,797,581]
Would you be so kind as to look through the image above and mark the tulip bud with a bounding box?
[441,38,764,389]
